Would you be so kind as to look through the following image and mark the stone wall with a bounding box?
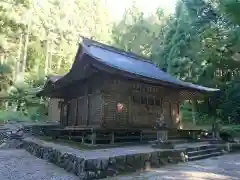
[22,138,187,180]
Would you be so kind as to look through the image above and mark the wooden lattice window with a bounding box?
[141,96,147,104]
[155,99,161,106]
[132,95,141,104]
[148,96,154,105]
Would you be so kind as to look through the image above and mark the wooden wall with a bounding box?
[102,76,181,129]
[61,73,105,127]
[66,94,104,126]
[48,98,61,122]
[60,73,181,129]
[103,93,129,128]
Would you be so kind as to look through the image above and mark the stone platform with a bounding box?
[22,137,187,179]
[21,137,240,180]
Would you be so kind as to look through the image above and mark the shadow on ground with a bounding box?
[107,154,240,180]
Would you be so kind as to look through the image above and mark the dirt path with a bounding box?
[107,153,240,180]
[0,149,78,180]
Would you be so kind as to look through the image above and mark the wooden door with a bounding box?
[60,103,68,126]
[171,102,180,128]
[162,101,172,127]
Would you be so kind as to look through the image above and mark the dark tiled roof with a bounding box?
[82,38,219,92]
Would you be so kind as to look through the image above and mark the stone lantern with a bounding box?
[151,113,174,149]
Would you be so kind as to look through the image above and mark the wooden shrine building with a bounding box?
[43,76,63,122]
[38,38,219,131]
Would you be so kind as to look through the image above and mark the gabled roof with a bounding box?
[80,37,219,92]
[40,37,219,97]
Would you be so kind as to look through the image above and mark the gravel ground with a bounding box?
[0,149,78,180]
[0,149,239,180]
[107,153,240,180]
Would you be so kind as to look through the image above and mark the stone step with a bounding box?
[188,151,222,161]
[187,144,217,152]
[187,147,218,157]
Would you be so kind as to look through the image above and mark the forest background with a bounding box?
[1,0,240,134]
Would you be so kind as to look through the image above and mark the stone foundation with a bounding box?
[22,138,187,180]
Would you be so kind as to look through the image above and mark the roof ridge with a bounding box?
[81,36,154,65]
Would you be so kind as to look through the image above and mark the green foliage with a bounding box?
[220,124,240,137]
[219,0,240,25]
[0,110,30,122]
[0,0,113,121]
[1,0,240,126]
[112,0,240,126]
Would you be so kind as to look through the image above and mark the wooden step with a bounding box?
[187,144,216,152]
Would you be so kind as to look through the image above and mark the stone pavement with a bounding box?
[107,153,240,180]
[23,137,180,159]
[0,149,78,180]
[23,137,209,159]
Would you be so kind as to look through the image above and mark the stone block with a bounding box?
[159,158,167,166]
[101,158,109,170]
[139,153,151,162]
[114,156,126,165]
[133,154,145,169]
[78,172,88,180]
[109,157,117,164]
[126,154,136,168]
[87,171,97,180]
[85,159,98,171]
[65,159,73,172]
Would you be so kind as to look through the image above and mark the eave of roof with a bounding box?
[81,38,219,93]
[39,37,220,97]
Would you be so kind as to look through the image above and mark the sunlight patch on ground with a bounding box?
[106,154,240,180]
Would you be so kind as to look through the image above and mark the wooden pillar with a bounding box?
[87,84,91,126]
[68,131,72,140]
[111,132,115,144]
[128,95,132,126]
[60,101,68,126]
[81,132,85,144]
[75,99,79,126]
[87,95,90,125]
[91,129,96,145]
[208,96,219,139]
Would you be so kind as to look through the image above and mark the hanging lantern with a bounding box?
[117,103,124,112]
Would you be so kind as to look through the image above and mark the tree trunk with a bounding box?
[57,56,62,72]
[22,13,32,74]
[49,39,53,74]
[15,33,23,81]
[44,40,49,75]
[0,55,4,64]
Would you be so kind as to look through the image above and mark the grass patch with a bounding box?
[0,109,49,124]
[220,124,240,137]
[0,110,30,123]
[182,121,240,137]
